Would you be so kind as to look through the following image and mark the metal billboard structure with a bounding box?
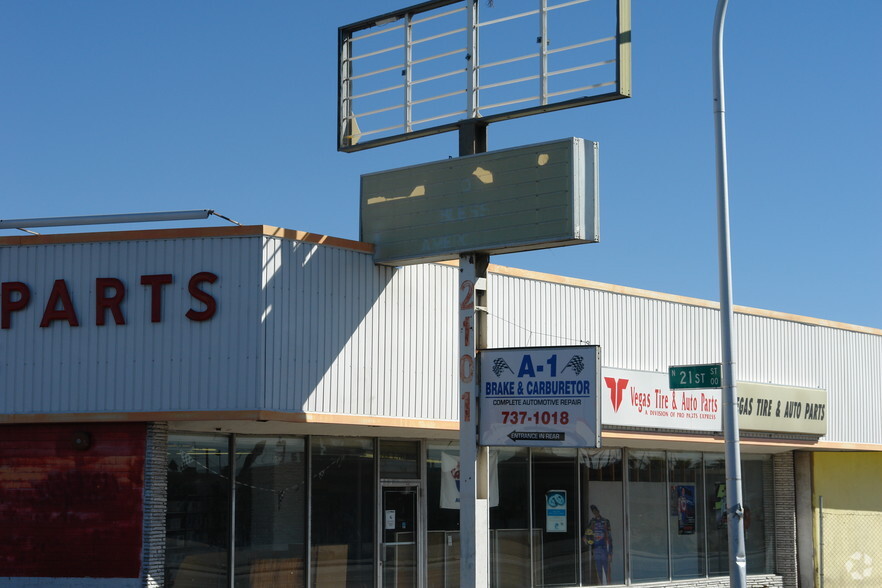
[338,0,631,152]
[339,2,629,585]
[360,137,598,265]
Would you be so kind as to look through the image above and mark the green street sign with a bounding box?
[669,364,722,390]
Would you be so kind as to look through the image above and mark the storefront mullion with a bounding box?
[622,447,631,585]
[305,435,313,587]
[528,447,535,587]
[576,453,583,588]
[665,450,672,583]
[702,452,709,578]
[228,435,236,588]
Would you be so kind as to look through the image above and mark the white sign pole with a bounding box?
[458,253,489,588]
[459,4,489,575]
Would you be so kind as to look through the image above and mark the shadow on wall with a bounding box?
[259,236,457,419]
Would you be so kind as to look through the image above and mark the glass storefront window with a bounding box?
[310,437,375,587]
[425,446,775,587]
[164,434,778,587]
[704,453,776,578]
[579,448,624,586]
[533,448,578,587]
[427,443,461,588]
[233,436,306,587]
[704,453,728,577]
[628,450,669,583]
[668,452,705,580]
[744,454,775,574]
[380,439,420,480]
[166,434,231,587]
[490,447,533,587]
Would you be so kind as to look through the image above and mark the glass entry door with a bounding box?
[380,483,419,588]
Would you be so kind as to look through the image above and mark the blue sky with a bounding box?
[2,1,880,329]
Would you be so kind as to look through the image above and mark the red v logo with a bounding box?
[604,377,628,412]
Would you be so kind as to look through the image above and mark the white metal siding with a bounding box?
[1,237,263,413]
[486,272,882,445]
[486,275,723,371]
[3,232,879,445]
[261,237,458,420]
[815,327,882,444]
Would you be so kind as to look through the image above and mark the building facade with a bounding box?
[1,226,879,587]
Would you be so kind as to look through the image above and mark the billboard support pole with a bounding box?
[712,1,747,586]
[458,252,489,588]
[458,107,489,585]
[458,120,487,158]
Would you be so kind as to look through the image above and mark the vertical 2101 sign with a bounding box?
[459,274,476,423]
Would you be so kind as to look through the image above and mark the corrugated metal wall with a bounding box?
[1,234,459,421]
[1,237,263,413]
[3,232,879,444]
[261,236,458,420]
[813,326,882,445]
[485,272,882,445]
[485,274,724,371]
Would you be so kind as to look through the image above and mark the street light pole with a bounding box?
[712,1,747,586]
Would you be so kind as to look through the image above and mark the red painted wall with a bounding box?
[0,423,146,578]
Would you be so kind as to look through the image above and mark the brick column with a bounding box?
[142,422,169,588]
[773,452,798,588]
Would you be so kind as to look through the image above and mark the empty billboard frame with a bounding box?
[361,137,598,265]
[339,0,631,152]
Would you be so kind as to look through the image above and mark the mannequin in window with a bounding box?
[583,504,613,585]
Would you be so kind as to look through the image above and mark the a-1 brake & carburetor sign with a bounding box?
[478,346,601,448]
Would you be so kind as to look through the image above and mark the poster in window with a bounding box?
[671,484,696,535]
[546,490,567,533]
[714,482,727,528]
[711,482,753,530]
[440,452,499,509]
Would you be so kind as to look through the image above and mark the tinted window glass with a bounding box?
[166,434,231,588]
[628,450,669,582]
[311,437,375,587]
[234,437,306,587]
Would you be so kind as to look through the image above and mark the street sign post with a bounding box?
[669,363,722,390]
